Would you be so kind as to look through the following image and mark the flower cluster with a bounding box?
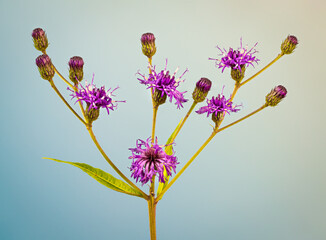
[196,89,240,122]
[138,60,188,109]
[69,75,124,115]
[209,39,259,72]
[129,137,179,185]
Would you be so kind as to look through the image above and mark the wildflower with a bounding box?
[69,75,125,118]
[69,56,84,84]
[32,28,48,52]
[35,54,55,81]
[192,78,212,103]
[209,38,259,73]
[196,88,240,123]
[265,85,287,107]
[129,137,179,185]
[141,32,156,58]
[281,35,298,55]
[138,60,188,108]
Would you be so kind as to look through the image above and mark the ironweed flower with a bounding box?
[196,88,240,122]
[192,78,212,103]
[69,75,125,117]
[69,56,84,84]
[281,35,298,55]
[141,33,156,58]
[137,60,188,108]
[265,85,287,107]
[129,137,179,185]
[209,38,259,73]
[35,54,55,81]
[32,28,48,52]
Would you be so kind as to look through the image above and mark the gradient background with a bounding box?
[1,0,325,239]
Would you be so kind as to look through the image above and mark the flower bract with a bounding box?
[129,137,179,185]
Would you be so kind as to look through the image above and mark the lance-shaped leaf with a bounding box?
[156,119,181,198]
[44,157,144,198]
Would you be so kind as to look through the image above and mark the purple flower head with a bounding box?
[137,60,188,109]
[129,137,179,185]
[69,74,125,115]
[35,54,54,80]
[32,28,46,39]
[192,78,212,103]
[196,87,240,122]
[141,33,156,58]
[281,35,298,54]
[69,56,84,69]
[68,56,84,84]
[209,38,259,72]
[265,85,287,107]
[32,28,48,52]
[141,33,156,45]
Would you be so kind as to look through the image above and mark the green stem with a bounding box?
[87,127,148,199]
[157,129,218,200]
[44,50,74,88]
[240,53,284,87]
[149,82,158,239]
[49,79,86,125]
[148,196,157,240]
[151,106,158,142]
[218,104,267,133]
[171,101,197,142]
[73,85,87,122]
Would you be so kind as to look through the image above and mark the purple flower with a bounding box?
[69,75,125,115]
[137,60,188,109]
[129,137,179,185]
[196,88,240,121]
[209,38,259,72]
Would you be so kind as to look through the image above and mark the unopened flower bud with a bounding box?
[32,28,48,52]
[281,35,298,55]
[153,89,167,107]
[192,78,212,103]
[85,105,100,123]
[265,85,287,107]
[68,56,84,84]
[231,65,246,82]
[141,33,156,58]
[35,54,55,81]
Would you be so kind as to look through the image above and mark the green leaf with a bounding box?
[156,119,182,198]
[44,157,143,198]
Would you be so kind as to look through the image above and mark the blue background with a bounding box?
[1,0,325,239]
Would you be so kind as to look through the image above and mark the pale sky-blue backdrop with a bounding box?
[1,0,325,239]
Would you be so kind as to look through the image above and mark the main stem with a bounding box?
[148,104,158,240]
[87,127,148,199]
